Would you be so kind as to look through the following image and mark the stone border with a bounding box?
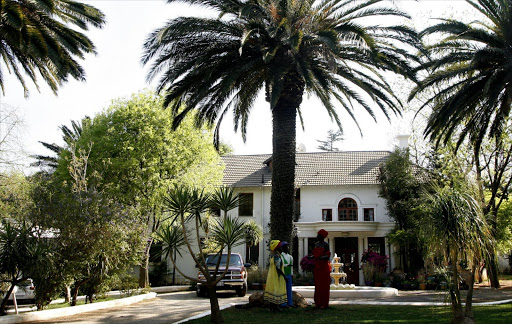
[0,292,157,324]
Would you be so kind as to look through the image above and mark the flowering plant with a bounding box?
[361,249,388,268]
[300,255,315,272]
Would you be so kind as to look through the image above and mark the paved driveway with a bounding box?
[34,291,249,324]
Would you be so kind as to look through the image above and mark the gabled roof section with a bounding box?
[221,151,390,187]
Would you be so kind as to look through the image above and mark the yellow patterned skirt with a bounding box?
[264,256,287,305]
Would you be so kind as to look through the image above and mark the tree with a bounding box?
[378,148,428,273]
[31,118,88,170]
[142,0,420,244]
[0,104,25,168]
[420,186,494,324]
[426,129,512,288]
[30,148,147,307]
[410,0,512,160]
[0,0,105,96]
[0,221,50,315]
[158,186,255,324]
[316,129,343,152]
[52,91,223,288]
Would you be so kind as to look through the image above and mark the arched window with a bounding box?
[338,198,358,221]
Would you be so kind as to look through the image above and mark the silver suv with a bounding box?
[196,253,250,297]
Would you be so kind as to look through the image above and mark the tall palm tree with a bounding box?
[143,0,420,243]
[409,0,512,289]
[0,0,105,96]
[410,0,512,153]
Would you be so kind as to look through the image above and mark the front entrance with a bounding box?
[335,237,359,285]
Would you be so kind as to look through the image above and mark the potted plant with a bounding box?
[361,249,388,286]
[362,263,376,285]
[417,270,427,290]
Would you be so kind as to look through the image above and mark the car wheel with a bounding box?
[237,283,247,297]
[196,286,207,297]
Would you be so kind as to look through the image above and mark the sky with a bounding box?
[0,0,473,171]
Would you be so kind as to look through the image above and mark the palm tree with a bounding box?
[410,0,512,153]
[421,186,493,324]
[143,0,420,244]
[0,0,105,96]
[32,118,88,170]
[409,0,512,288]
[159,185,247,323]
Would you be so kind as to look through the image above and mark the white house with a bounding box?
[219,150,397,286]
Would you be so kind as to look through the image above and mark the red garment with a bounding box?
[313,245,331,308]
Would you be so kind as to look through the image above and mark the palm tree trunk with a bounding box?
[0,283,16,315]
[207,284,223,323]
[270,72,304,243]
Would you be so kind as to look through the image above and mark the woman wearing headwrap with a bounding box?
[313,229,331,309]
[264,240,288,310]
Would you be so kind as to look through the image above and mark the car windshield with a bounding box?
[206,254,242,266]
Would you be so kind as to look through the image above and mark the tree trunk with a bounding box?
[270,71,305,243]
[207,284,223,323]
[71,285,80,306]
[487,252,501,288]
[0,284,16,315]
[464,260,477,320]
[139,252,150,288]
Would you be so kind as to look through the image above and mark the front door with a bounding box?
[334,237,359,285]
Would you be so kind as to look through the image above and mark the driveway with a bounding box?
[33,291,249,324]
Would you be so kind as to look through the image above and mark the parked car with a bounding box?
[2,279,35,304]
[196,253,250,297]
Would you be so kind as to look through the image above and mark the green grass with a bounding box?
[45,296,116,310]
[189,304,512,323]
[499,274,512,281]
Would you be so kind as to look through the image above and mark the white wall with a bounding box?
[299,185,390,223]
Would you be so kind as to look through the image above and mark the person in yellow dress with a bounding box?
[264,240,288,310]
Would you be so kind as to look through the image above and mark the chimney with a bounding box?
[396,135,410,150]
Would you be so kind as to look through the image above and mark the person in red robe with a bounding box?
[313,229,331,309]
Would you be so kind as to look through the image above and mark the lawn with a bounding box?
[189,304,512,323]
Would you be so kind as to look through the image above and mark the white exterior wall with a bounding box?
[171,184,395,285]
[299,185,390,223]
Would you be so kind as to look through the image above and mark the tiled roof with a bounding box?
[221,151,390,187]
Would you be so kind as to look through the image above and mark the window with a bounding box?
[338,198,358,221]
[368,237,385,255]
[364,208,375,221]
[322,209,332,221]
[239,193,254,216]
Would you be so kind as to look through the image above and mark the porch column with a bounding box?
[384,236,391,273]
[358,236,365,285]
[298,237,304,275]
[328,237,335,260]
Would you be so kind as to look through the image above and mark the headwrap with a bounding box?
[270,240,281,251]
[318,229,328,238]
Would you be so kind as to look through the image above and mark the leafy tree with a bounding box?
[316,129,343,152]
[158,186,252,324]
[0,172,33,221]
[30,146,146,307]
[378,148,428,273]
[53,91,223,287]
[0,0,105,95]
[420,186,494,324]
[142,0,421,244]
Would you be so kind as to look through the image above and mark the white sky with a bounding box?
[0,0,473,171]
